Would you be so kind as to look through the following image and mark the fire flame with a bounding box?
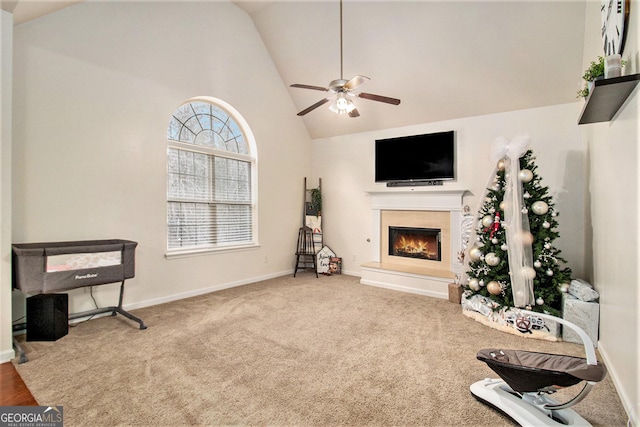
[394,235,437,258]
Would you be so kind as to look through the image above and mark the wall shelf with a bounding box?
[578,73,640,125]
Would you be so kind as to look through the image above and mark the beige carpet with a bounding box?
[15,273,628,426]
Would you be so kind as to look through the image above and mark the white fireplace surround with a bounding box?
[361,190,467,299]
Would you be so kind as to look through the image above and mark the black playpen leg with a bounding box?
[68,281,147,330]
[13,337,27,364]
[114,281,147,330]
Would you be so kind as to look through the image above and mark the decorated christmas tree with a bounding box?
[464,139,571,317]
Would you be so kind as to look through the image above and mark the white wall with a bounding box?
[7,3,638,422]
[581,0,640,423]
[9,0,312,331]
[312,103,587,279]
[1,9,14,362]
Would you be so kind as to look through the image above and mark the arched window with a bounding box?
[166,97,257,254]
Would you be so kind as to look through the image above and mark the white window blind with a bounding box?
[166,100,255,251]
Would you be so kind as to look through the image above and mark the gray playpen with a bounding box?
[12,239,146,361]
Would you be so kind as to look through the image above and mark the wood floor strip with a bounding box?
[0,362,38,406]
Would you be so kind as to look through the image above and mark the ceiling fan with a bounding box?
[290,0,401,118]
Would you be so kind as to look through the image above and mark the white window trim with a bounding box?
[165,242,261,260]
[165,96,258,258]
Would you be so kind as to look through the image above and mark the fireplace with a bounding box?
[379,209,450,270]
[389,226,441,261]
[361,190,466,299]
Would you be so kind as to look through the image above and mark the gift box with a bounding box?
[448,283,463,304]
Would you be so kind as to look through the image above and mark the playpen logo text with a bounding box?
[75,273,98,280]
[0,406,63,427]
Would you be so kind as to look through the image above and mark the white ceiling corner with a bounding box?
[8,0,588,139]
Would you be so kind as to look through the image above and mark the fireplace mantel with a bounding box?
[366,189,467,211]
[361,189,468,299]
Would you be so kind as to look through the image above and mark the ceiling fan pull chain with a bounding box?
[289,0,401,117]
[339,0,343,80]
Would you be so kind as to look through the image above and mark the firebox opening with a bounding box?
[389,226,441,261]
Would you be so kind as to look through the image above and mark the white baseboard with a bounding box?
[360,278,448,299]
[122,270,293,312]
[597,341,637,426]
[360,264,450,300]
[340,269,361,277]
[0,347,15,364]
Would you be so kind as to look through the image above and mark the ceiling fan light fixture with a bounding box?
[289,0,400,118]
[329,93,356,114]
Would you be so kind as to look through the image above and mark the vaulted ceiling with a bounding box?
[4,0,588,139]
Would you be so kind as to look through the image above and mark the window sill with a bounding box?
[165,243,260,260]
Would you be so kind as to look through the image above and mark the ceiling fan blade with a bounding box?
[297,98,331,116]
[290,83,329,92]
[348,108,360,118]
[357,92,401,105]
[344,75,370,91]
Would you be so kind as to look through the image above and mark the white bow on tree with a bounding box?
[490,136,535,308]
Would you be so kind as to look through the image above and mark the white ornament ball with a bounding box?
[497,159,506,171]
[558,283,570,293]
[491,238,498,244]
[523,192,531,199]
[551,212,557,217]
[482,215,493,227]
[542,221,550,229]
[485,252,500,266]
[536,297,544,306]
[544,243,551,249]
[546,269,554,276]
[501,243,508,251]
[534,260,542,268]
[468,278,480,291]
[521,266,536,280]
[499,201,506,211]
[487,281,502,295]
[479,280,485,287]
[469,247,483,262]
[519,169,533,182]
[521,207,529,214]
[531,201,549,215]
[521,231,534,245]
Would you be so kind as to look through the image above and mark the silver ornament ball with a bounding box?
[521,266,536,280]
[487,281,502,295]
[518,169,533,182]
[485,252,500,266]
[532,201,549,215]
[469,247,483,262]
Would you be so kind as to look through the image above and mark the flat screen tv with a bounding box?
[375,130,455,183]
